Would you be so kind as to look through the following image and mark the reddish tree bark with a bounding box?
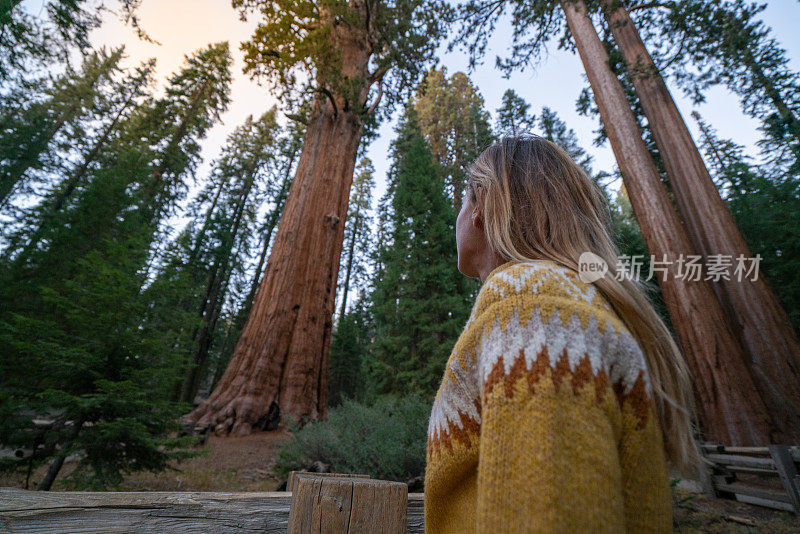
[601,0,800,443]
[562,0,773,445]
[185,0,385,434]
[187,107,364,435]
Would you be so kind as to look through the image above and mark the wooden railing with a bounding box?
[0,487,425,533]
[701,443,800,514]
[4,446,799,532]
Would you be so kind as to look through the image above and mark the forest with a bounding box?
[0,0,799,515]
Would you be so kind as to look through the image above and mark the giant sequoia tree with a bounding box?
[559,0,772,445]
[598,0,800,443]
[188,0,446,434]
[451,0,777,444]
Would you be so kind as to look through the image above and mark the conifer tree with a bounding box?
[413,67,495,209]
[189,0,447,433]
[182,110,281,403]
[0,43,232,489]
[328,299,371,406]
[495,89,535,137]
[650,0,800,172]
[694,112,800,334]
[338,158,375,318]
[369,108,476,398]
[3,56,156,261]
[597,0,800,442]
[0,47,124,206]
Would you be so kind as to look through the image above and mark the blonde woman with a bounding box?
[424,136,695,533]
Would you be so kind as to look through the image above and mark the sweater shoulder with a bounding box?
[469,260,654,417]
[473,260,615,320]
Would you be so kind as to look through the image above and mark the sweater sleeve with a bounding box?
[472,288,671,533]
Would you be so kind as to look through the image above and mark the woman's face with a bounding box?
[455,189,485,278]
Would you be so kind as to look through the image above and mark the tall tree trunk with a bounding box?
[182,246,238,404]
[338,210,361,318]
[188,177,227,266]
[13,96,135,265]
[187,106,364,435]
[602,0,800,443]
[243,173,292,315]
[562,0,773,445]
[37,420,82,491]
[181,160,260,404]
[210,175,293,396]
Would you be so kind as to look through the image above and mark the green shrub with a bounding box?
[275,395,429,482]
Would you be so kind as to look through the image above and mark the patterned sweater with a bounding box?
[424,260,671,533]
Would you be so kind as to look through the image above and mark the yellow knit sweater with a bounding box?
[424,260,672,533]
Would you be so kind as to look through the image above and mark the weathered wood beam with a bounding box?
[0,489,426,533]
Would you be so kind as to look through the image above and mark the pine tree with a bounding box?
[0,43,233,489]
[182,110,281,403]
[495,89,535,137]
[205,114,304,396]
[0,47,124,207]
[338,157,375,318]
[536,106,596,177]
[369,108,476,398]
[328,299,372,406]
[413,67,495,209]
[2,56,157,262]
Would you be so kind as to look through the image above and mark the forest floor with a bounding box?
[2,430,799,532]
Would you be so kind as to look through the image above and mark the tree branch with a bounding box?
[368,63,389,83]
[366,77,384,114]
[315,86,339,116]
[627,1,671,12]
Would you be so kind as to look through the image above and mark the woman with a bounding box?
[424,136,695,533]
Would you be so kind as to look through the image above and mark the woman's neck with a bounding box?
[478,252,508,283]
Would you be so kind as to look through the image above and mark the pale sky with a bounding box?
[29,0,800,206]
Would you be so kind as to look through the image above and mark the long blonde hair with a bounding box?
[468,135,696,471]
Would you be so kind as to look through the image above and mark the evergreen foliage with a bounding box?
[495,89,536,137]
[694,113,800,332]
[275,395,429,482]
[337,158,376,318]
[414,67,495,208]
[0,42,233,489]
[368,108,477,398]
[329,301,372,406]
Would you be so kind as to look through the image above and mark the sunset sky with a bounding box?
[51,0,800,202]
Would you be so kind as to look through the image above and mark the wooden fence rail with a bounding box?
[701,443,800,514]
[0,488,425,533]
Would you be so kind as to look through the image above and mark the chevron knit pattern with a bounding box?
[424,260,672,533]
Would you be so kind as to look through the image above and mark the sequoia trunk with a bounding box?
[562,0,773,445]
[186,107,363,435]
[602,0,800,443]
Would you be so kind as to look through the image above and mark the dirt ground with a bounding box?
[119,430,293,492]
[0,430,292,493]
[3,431,799,532]
[672,487,799,533]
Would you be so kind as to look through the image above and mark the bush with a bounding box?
[275,395,429,483]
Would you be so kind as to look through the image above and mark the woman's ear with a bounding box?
[471,206,481,228]
[472,187,484,228]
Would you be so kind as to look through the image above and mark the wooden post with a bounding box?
[288,476,407,534]
[287,471,369,494]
